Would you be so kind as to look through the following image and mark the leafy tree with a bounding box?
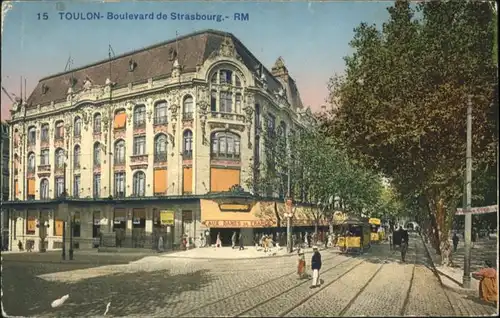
[322,0,497,258]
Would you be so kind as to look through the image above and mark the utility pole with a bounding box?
[463,95,473,289]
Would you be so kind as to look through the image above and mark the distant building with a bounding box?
[4,29,319,251]
[1,121,9,249]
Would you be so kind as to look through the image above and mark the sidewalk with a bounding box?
[420,234,498,295]
[157,245,326,260]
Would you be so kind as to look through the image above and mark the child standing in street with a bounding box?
[297,248,306,279]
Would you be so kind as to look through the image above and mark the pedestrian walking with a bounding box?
[239,232,244,250]
[199,233,205,248]
[297,248,306,279]
[400,237,408,262]
[310,246,322,288]
[452,232,459,252]
[231,231,237,249]
[205,230,210,247]
[216,232,222,248]
[388,231,393,250]
[158,235,164,252]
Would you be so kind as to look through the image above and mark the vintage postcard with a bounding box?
[1,1,498,317]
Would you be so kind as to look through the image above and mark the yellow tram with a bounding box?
[336,215,371,254]
[369,218,383,243]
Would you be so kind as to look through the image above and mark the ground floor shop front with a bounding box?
[2,194,328,252]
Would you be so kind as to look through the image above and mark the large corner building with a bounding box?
[5,29,319,251]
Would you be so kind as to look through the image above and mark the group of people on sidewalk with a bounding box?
[297,246,323,288]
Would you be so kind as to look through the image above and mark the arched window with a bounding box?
[154,134,168,162]
[74,145,81,168]
[55,148,65,168]
[55,121,64,140]
[183,95,194,119]
[93,143,101,167]
[27,126,36,146]
[183,130,193,158]
[74,117,82,137]
[27,153,36,172]
[93,113,102,133]
[134,105,146,128]
[40,179,49,200]
[41,124,49,142]
[154,101,168,125]
[211,132,241,159]
[114,140,126,164]
[210,69,244,114]
[133,171,146,197]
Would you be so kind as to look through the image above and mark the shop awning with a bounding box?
[200,199,278,228]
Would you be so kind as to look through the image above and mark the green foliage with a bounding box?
[322,0,497,252]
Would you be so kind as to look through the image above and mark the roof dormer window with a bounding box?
[41,83,48,95]
[129,59,137,72]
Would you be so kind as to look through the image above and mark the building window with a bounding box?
[211,90,217,112]
[133,136,146,155]
[74,117,82,137]
[211,132,241,160]
[154,134,168,162]
[41,124,49,142]
[40,179,49,199]
[73,175,80,198]
[93,174,101,198]
[134,105,146,128]
[93,113,102,133]
[55,121,64,140]
[74,145,80,168]
[183,130,193,158]
[55,148,65,169]
[114,140,126,164]
[279,121,287,146]
[28,126,36,146]
[183,95,194,119]
[267,114,276,138]
[114,172,126,198]
[255,136,260,164]
[220,92,233,113]
[27,153,36,173]
[210,69,244,114]
[154,101,168,125]
[255,104,261,131]
[41,149,49,165]
[55,176,64,198]
[133,171,145,197]
[93,143,101,167]
[72,211,81,238]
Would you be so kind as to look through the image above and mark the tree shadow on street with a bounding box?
[464,295,497,308]
[2,267,213,317]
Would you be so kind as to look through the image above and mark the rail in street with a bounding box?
[2,234,497,317]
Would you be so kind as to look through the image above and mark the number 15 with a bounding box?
[38,13,48,20]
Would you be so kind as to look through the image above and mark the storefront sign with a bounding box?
[202,219,276,228]
[219,204,251,212]
[160,210,174,225]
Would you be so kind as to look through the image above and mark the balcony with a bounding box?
[183,112,194,121]
[154,116,167,126]
[154,153,168,167]
[54,164,65,174]
[27,166,35,177]
[210,153,241,167]
[37,164,51,177]
[130,154,148,169]
[209,112,246,121]
[41,138,50,148]
[54,136,64,148]
[93,162,101,174]
[113,129,126,139]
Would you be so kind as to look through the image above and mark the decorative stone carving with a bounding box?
[147,109,153,123]
[209,122,245,132]
[172,59,182,78]
[126,102,134,125]
[83,78,92,91]
[167,133,175,148]
[169,103,179,122]
[208,36,242,61]
[102,114,109,132]
[171,123,176,147]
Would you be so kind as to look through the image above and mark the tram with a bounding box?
[369,218,383,243]
[336,215,371,254]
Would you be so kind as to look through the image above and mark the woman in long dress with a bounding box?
[216,232,222,248]
[297,249,306,279]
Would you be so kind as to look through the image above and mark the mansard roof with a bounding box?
[26,29,303,110]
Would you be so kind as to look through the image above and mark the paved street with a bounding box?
[2,234,497,317]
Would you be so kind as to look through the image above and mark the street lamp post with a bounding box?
[285,197,294,253]
[463,95,473,289]
[69,212,74,260]
[36,219,50,253]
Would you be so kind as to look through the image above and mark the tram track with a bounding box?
[173,252,343,317]
[399,241,417,316]
[235,257,365,317]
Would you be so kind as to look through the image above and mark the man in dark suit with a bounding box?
[310,246,322,288]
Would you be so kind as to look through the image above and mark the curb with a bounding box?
[155,247,330,261]
[418,232,477,296]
